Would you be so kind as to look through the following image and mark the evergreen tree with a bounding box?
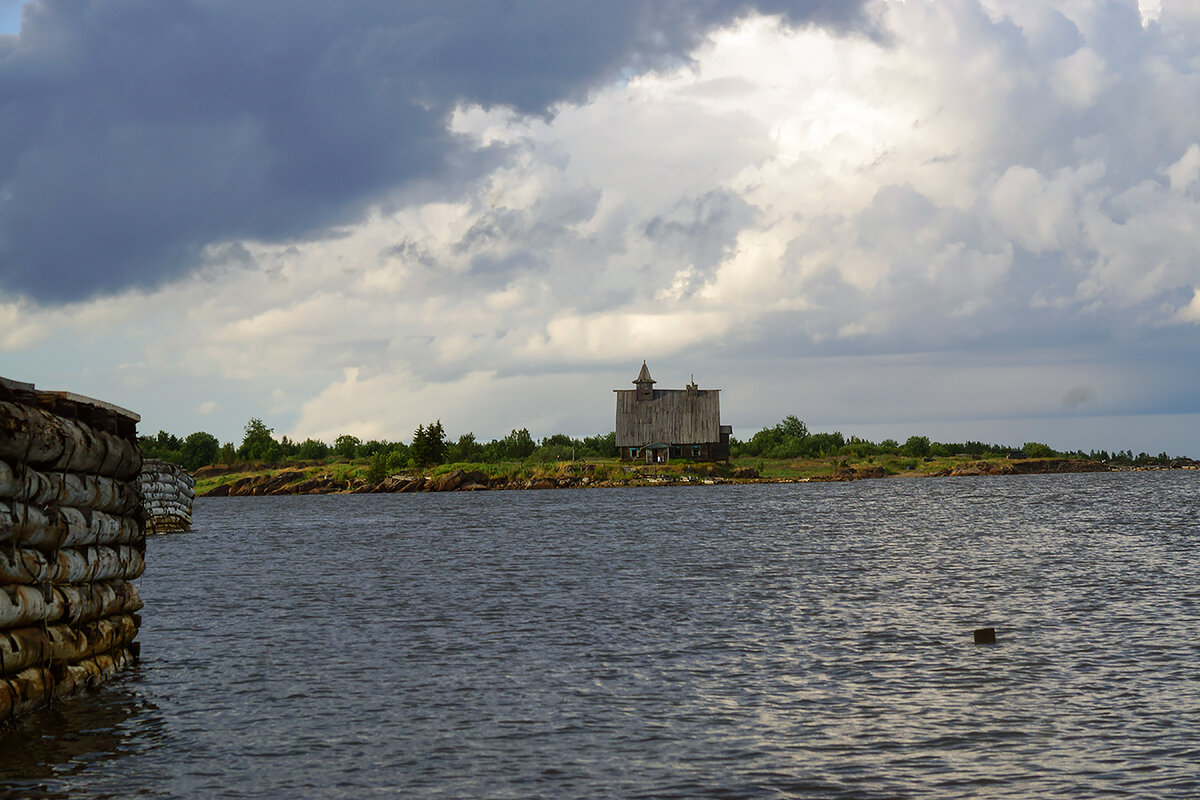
[411,420,448,467]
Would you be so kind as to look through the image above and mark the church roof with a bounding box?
[633,360,655,385]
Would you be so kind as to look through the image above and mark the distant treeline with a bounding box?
[731,415,1181,466]
[140,413,1185,474]
[139,418,617,475]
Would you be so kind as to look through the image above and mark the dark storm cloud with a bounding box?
[0,0,871,303]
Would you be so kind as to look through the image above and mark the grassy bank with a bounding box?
[189,452,1110,496]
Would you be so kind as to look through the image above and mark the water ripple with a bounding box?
[2,471,1199,797]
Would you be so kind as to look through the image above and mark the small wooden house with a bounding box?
[614,362,732,463]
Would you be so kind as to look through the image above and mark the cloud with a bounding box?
[7,1,1200,457]
[0,0,872,303]
[290,366,616,444]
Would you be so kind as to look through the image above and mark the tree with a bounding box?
[180,431,220,471]
[386,442,411,471]
[357,439,390,458]
[778,415,809,440]
[297,438,330,460]
[902,435,931,458]
[333,434,361,460]
[807,431,845,457]
[238,418,278,461]
[448,432,481,463]
[139,430,184,463]
[542,433,574,448]
[501,427,536,460]
[580,431,616,457]
[411,421,448,467]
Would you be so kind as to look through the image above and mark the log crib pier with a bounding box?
[0,377,144,721]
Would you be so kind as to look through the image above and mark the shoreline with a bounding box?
[194,458,1193,498]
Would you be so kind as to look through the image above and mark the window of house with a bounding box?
[692,445,702,458]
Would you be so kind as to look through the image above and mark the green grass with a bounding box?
[192,452,1035,495]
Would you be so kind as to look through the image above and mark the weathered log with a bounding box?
[139,459,193,481]
[46,581,143,627]
[140,487,192,502]
[0,585,48,629]
[0,646,137,720]
[138,476,194,495]
[145,513,190,523]
[0,544,145,585]
[139,475,194,495]
[143,498,189,509]
[145,520,191,534]
[0,664,52,720]
[0,459,140,515]
[0,500,142,550]
[145,512,189,524]
[59,646,137,693]
[144,517,190,530]
[0,401,141,481]
[0,580,142,629]
[0,614,138,677]
[143,509,191,523]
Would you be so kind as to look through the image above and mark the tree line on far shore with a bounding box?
[139,418,617,475]
[139,413,1186,475]
[730,415,1179,466]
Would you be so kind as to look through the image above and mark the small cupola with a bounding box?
[633,360,656,401]
[686,374,699,397]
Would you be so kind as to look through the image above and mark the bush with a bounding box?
[386,448,411,472]
[367,450,389,483]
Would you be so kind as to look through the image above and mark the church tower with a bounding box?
[633,361,656,401]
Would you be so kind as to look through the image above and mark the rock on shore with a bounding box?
[938,458,1111,477]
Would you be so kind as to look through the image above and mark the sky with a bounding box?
[3,0,1200,456]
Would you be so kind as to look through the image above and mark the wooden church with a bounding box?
[614,362,732,463]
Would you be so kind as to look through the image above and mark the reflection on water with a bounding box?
[0,675,166,799]
[2,471,1199,798]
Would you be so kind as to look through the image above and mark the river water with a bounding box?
[2,471,1199,798]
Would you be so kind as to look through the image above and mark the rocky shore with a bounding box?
[198,464,753,496]
[192,458,1160,497]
